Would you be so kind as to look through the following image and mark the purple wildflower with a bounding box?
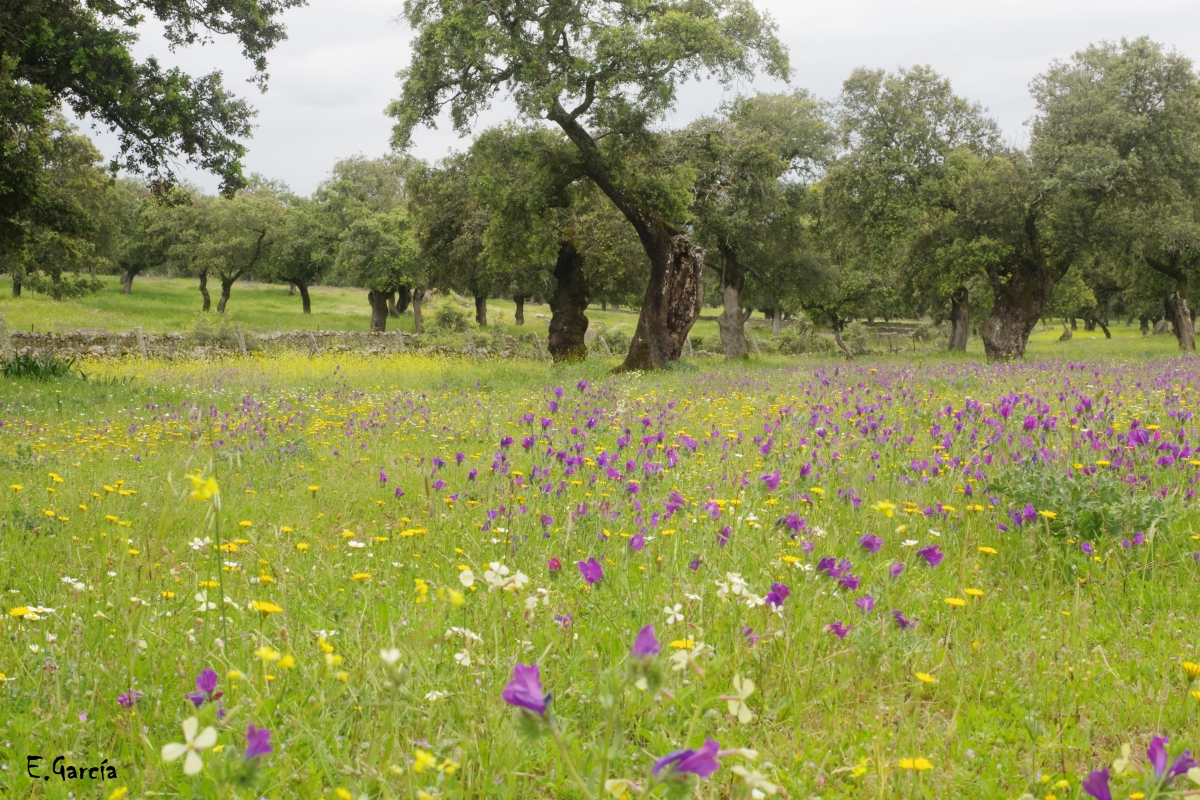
[1081,768,1111,800]
[547,557,562,571]
[576,558,603,585]
[916,544,943,567]
[765,582,791,607]
[1081,541,1094,555]
[858,533,883,553]
[888,561,905,578]
[1148,736,1169,779]
[825,620,851,639]
[379,471,388,484]
[838,573,861,591]
[631,624,660,658]
[653,738,721,778]
[892,611,917,631]
[742,626,760,645]
[760,470,781,491]
[854,595,876,612]
[717,525,731,547]
[629,532,645,552]
[688,557,702,571]
[245,725,272,759]
[502,664,549,715]
[116,690,143,708]
[187,668,220,708]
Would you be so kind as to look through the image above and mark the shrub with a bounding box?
[604,329,631,354]
[432,304,470,333]
[843,320,870,355]
[2,353,79,380]
[23,270,104,300]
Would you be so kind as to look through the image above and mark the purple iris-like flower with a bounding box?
[1022,503,1038,523]
[540,514,554,528]
[577,557,603,585]
[784,513,805,532]
[432,478,445,491]
[892,610,917,630]
[455,452,465,464]
[500,435,513,448]
[1148,736,1170,778]
[631,624,660,658]
[854,595,876,612]
[1133,531,1145,546]
[652,738,721,778]
[554,613,573,628]
[888,561,905,578]
[187,668,220,708]
[760,470,781,491]
[548,557,562,571]
[664,491,686,514]
[717,525,731,547]
[1022,414,1037,431]
[379,471,388,484]
[764,582,791,608]
[858,533,883,553]
[825,620,851,639]
[502,664,549,716]
[816,556,836,575]
[1081,768,1111,800]
[916,544,943,567]
[1170,750,1198,779]
[688,557,702,571]
[1081,541,1094,555]
[801,540,815,552]
[245,725,272,759]
[838,573,861,591]
[629,532,645,552]
[116,690,143,708]
[742,626,761,645]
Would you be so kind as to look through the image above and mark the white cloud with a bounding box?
[84,0,1200,195]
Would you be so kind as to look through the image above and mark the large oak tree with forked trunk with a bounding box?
[388,0,788,370]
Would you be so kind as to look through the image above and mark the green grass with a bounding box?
[2,348,1200,799]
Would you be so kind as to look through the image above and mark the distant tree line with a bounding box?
[5,0,1200,364]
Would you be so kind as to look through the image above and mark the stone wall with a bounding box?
[0,326,555,361]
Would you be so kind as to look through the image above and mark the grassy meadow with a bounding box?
[2,284,1200,799]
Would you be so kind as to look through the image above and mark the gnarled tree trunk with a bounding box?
[831,316,854,360]
[771,308,782,335]
[474,295,488,326]
[288,283,296,296]
[548,239,589,362]
[121,269,137,294]
[716,245,749,360]
[367,290,390,332]
[387,291,399,318]
[514,295,525,325]
[1140,316,1149,335]
[979,265,1056,360]
[199,271,211,312]
[397,286,411,315]
[1166,292,1195,352]
[216,277,236,314]
[412,287,425,333]
[297,283,312,314]
[12,273,21,298]
[948,286,969,351]
[618,231,705,371]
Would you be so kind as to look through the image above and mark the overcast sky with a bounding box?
[87,0,1200,196]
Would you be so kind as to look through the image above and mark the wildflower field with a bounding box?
[4,352,1200,800]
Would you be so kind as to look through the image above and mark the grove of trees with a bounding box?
[5,0,1200,365]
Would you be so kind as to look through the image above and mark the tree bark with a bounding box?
[288,283,296,296]
[548,239,589,362]
[716,245,749,359]
[979,265,1056,360]
[412,287,425,333]
[1083,317,1095,331]
[199,271,211,313]
[367,290,390,332]
[474,295,488,326]
[1094,316,1111,338]
[1166,291,1195,352]
[771,308,782,335]
[387,291,399,318]
[298,283,312,314]
[831,317,854,360]
[216,277,236,314]
[618,231,705,371]
[514,295,525,325]
[121,269,135,294]
[948,286,969,351]
[1140,316,1149,335]
[547,100,703,371]
[397,286,411,315]
[1070,317,1077,331]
